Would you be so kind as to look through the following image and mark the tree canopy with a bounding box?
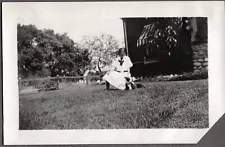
[17,24,122,79]
[80,33,120,73]
[17,24,90,79]
[137,17,192,59]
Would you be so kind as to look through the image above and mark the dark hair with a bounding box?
[117,48,127,55]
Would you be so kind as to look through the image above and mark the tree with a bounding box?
[137,17,191,60]
[17,24,90,78]
[80,33,120,73]
[17,24,45,78]
[35,30,91,77]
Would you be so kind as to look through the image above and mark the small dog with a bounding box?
[125,77,145,90]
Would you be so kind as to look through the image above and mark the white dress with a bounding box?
[102,56,133,90]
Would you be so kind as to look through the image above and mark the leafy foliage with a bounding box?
[37,79,59,92]
[139,17,191,59]
[140,71,208,82]
[17,24,91,78]
[80,33,120,73]
[17,24,43,77]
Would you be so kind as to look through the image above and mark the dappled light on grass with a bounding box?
[19,80,208,129]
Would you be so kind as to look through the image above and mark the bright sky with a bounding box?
[16,3,125,46]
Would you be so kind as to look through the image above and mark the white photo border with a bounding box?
[3,1,225,145]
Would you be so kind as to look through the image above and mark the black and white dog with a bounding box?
[125,77,145,90]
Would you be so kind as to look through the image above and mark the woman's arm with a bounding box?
[109,58,117,72]
[126,56,133,68]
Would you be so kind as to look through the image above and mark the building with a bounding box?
[121,17,208,77]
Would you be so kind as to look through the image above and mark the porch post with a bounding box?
[190,17,198,43]
[122,19,129,57]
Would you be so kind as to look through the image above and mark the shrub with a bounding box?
[138,71,208,82]
[37,79,59,92]
[169,72,208,81]
[20,80,42,90]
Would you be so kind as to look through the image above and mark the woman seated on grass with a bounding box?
[102,48,135,91]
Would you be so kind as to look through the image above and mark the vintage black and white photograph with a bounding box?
[4,1,225,145]
[17,6,209,130]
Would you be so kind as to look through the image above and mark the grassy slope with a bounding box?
[19,80,208,129]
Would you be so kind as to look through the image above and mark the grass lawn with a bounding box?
[19,79,208,129]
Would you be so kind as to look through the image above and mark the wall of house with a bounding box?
[191,17,208,74]
[192,43,208,74]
